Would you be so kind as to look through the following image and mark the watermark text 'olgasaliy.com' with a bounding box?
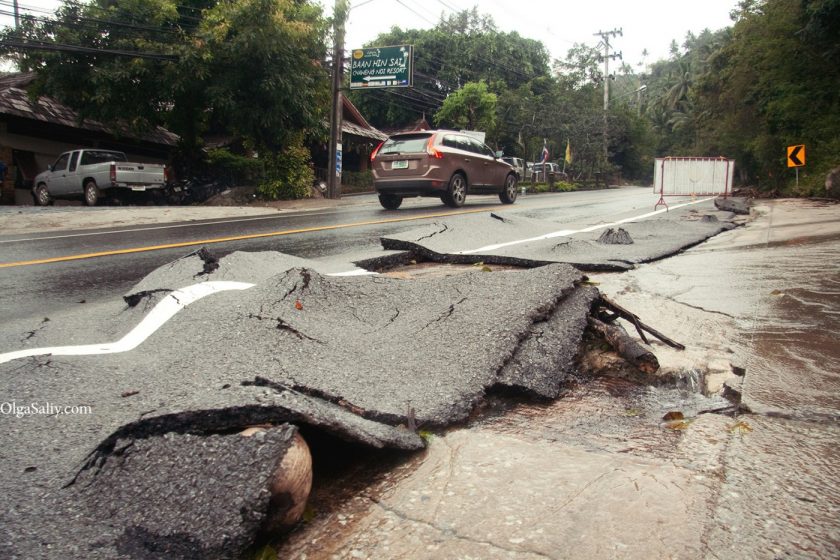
[1,401,92,419]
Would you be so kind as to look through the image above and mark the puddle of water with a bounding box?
[477,378,731,461]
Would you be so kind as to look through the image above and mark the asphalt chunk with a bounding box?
[74,426,299,559]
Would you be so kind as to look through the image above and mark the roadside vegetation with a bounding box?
[1,0,837,197]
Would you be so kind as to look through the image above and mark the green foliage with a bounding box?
[1,0,330,157]
[341,170,374,193]
[206,148,262,184]
[529,181,576,193]
[194,0,329,151]
[347,8,550,132]
[258,141,314,200]
[434,81,497,132]
[643,0,840,192]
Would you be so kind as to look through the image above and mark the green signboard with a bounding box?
[349,45,413,89]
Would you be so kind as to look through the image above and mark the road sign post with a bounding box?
[350,46,413,89]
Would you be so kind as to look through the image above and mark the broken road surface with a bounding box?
[0,197,745,558]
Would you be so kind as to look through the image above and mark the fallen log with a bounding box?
[595,296,685,350]
[588,316,660,374]
[240,427,313,533]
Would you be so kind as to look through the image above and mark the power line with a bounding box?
[0,38,179,60]
[393,0,436,26]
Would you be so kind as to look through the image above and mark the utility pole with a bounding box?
[594,28,622,163]
[13,0,19,28]
[327,0,349,199]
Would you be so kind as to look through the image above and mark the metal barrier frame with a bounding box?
[654,157,733,210]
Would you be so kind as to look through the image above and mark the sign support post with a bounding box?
[327,0,348,200]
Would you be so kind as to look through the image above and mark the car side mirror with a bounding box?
[47,165,53,172]
[495,151,504,158]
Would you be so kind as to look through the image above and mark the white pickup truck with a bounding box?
[33,149,169,206]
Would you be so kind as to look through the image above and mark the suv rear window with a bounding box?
[380,134,431,155]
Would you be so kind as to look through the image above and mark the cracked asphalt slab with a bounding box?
[381,206,740,271]
[1,258,596,558]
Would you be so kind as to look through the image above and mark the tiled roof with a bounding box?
[0,72,179,147]
[342,120,387,141]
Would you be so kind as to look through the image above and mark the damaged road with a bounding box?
[0,195,756,558]
[381,205,739,271]
[0,255,597,558]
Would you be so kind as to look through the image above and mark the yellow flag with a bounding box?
[564,140,572,164]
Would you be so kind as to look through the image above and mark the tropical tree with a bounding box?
[0,0,330,162]
[434,81,497,133]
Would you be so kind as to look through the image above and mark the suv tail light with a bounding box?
[109,163,116,185]
[426,135,443,159]
[370,141,383,162]
[164,165,170,184]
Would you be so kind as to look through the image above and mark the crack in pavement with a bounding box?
[123,288,172,308]
[366,495,557,560]
[419,297,468,332]
[664,296,738,320]
[553,469,614,513]
[415,223,449,242]
[431,438,460,525]
[21,317,49,342]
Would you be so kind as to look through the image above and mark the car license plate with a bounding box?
[392,160,408,170]
[131,186,146,191]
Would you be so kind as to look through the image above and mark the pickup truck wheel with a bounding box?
[83,181,100,206]
[34,184,51,206]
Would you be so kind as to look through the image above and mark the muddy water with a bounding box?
[739,235,840,418]
[610,200,840,418]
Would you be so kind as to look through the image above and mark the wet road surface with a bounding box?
[274,198,840,559]
[0,188,662,324]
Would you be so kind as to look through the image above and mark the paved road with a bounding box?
[0,187,660,322]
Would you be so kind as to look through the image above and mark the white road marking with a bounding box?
[460,197,715,254]
[0,281,253,365]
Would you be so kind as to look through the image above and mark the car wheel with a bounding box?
[83,180,100,206]
[379,194,402,210]
[499,173,518,204]
[34,183,51,206]
[443,173,467,208]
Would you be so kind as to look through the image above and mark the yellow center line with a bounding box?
[0,207,498,269]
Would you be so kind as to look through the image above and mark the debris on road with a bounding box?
[593,295,686,350]
[597,227,634,245]
[587,316,660,374]
[714,196,750,215]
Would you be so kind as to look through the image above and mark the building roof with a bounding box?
[0,72,179,147]
[342,96,387,141]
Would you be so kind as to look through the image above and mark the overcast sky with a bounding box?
[3,0,739,70]
[339,0,740,69]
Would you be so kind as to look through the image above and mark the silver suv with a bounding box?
[371,130,518,209]
[501,156,525,180]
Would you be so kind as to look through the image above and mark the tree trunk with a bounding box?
[588,317,660,374]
